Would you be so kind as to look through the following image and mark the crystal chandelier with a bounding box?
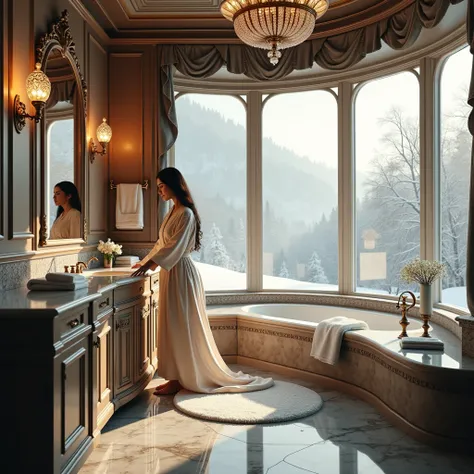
[220,0,329,65]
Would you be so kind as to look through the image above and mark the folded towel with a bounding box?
[45,272,87,283]
[310,316,369,365]
[27,278,89,291]
[116,184,144,230]
[400,337,444,351]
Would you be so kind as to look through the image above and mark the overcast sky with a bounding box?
[182,46,471,173]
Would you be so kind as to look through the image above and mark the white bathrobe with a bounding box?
[140,205,273,394]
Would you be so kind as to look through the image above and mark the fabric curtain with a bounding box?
[45,79,76,110]
[157,0,464,160]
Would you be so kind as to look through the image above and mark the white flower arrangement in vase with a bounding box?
[97,238,122,268]
[400,258,445,337]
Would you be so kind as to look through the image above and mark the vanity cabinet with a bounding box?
[0,272,159,474]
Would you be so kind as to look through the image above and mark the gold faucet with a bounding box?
[396,291,416,339]
[75,256,99,274]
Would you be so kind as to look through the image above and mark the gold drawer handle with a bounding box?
[68,318,80,328]
[99,298,109,309]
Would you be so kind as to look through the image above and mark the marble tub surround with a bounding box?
[455,315,474,358]
[79,365,473,474]
[206,308,474,452]
[0,249,102,291]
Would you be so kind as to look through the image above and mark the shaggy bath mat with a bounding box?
[173,381,323,424]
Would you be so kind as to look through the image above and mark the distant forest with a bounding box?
[175,96,470,294]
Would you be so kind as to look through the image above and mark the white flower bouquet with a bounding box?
[400,258,445,285]
[97,238,122,260]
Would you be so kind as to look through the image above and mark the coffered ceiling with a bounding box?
[80,0,417,43]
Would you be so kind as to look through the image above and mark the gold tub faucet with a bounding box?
[396,290,416,339]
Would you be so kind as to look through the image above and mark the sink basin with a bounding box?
[83,269,133,277]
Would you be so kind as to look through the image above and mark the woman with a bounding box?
[50,181,82,239]
[132,167,273,395]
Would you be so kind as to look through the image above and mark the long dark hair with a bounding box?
[157,167,202,251]
[55,181,82,219]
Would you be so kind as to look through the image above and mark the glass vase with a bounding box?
[103,254,113,269]
[419,283,432,337]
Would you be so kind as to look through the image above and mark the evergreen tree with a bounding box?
[307,251,329,284]
[207,223,232,269]
[279,260,290,278]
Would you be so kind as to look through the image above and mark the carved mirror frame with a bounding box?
[36,10,88,248]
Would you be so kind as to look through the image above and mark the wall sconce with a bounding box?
[14,63,51,133]
[89,118,112,163]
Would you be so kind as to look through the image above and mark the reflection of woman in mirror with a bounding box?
[50,181,81,239]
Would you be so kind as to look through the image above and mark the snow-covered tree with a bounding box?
[279,260,290,278]
[207,223,232,269]
[307,251,328,284]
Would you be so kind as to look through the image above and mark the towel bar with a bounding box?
[109,179,149,190]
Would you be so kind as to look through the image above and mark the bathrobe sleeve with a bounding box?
[69,210,81,238]
[139,240,161,266]
[149,208,194,271]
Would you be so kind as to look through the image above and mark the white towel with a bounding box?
[45,272,87,283]
[27,278,89,291]
[310,316,369,365]
[116,184,144,230]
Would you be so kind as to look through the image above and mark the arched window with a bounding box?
[174,94,247,291]
[262,90,338,291]
[355,72,420,296]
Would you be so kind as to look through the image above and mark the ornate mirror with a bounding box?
[36,10,87,247]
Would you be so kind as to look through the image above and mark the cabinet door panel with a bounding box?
[55,338,91,471]
[114,306,134,395]
[150,294,158,368]
[136,298,150,380]
[97,316,112,416]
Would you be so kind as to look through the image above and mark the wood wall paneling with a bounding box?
[9,0,34,242]
[109,52,151,243]
[88,34,108,237]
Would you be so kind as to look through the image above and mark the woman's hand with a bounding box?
[131,262,141,269]
[131,260,158,277]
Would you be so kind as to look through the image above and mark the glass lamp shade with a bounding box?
[26,63,51,103]
[97,118,112,144]
[220,0,329,60]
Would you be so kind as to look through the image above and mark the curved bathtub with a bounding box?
[242,303,423,331]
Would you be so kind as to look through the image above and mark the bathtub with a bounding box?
[242,303,423,331]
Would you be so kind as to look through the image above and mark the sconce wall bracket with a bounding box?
[89,138,108,164]
[14,95,45,134]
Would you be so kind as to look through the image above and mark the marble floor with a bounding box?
[80,365,472,474]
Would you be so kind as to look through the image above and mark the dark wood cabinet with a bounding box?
[54,336,92,473]
[0,273,159,473]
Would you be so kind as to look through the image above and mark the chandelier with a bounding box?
[220,0,329,65]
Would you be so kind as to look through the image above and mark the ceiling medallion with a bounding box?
[220,0,329,65]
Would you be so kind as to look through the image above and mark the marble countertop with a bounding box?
[0,267,156,316]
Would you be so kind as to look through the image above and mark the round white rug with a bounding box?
[173,381,323,424]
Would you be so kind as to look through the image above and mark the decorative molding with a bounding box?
[83,218,88,243]
[210,325,237,331]
[39,214,48,247]
[36,10,88,117]
[238,325,313,343]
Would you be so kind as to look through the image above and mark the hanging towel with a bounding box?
[45,272,87,283]
[310,316,369,365]
[116,184,144,230]
[27,278,89,291]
